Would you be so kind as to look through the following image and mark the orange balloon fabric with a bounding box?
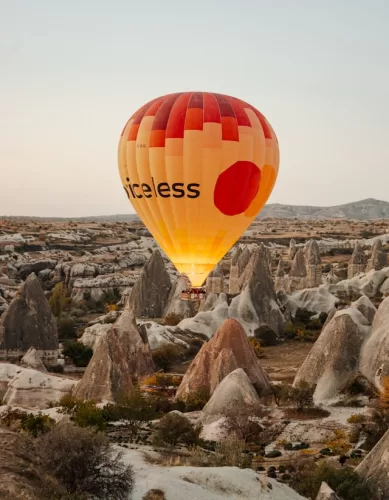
[118,92,279,287]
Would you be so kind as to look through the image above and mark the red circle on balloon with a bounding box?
[213,161,261,216]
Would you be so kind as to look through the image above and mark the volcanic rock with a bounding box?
[0,273,58,364]
[202,368,260,420]
[294,305,370,401]
[73,309,154,402]
[356,428,389,498]
[175,318,270,400]
[127,250,171,318]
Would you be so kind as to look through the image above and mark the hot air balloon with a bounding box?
[118,92,279,292]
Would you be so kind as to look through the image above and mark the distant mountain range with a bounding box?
[3,199,389,222]
[257,198,389,220]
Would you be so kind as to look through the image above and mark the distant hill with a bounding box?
[3,199,389,222]
[257,198,389,220]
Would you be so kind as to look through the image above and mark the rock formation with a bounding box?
[315,482,340,500]
[353,295,377,324]
[366,239,387,271]
[288,238,297,260]
[164,276,195,319]
[178,293,229,338]
[324,268,339,284]
[175,318,271,400]
[202,368,261,420]
[236,247,253,290]
[304,239,322,287]
[73,309,154,402]
[17,259,57,280]
[206,265,224,294]
[127,250,171,318]
[288,248,307,288]
[356,428,389,498]
[348,243,367,279]
[2,364,76,409]
[294,304,370,401]
[20,347,48,372]
[231,244,285,336]
[229,247,242,294]
[360,296,389,388]
[274,258,285,290]
[0,273,58,365]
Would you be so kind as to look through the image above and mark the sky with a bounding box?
[1,0,389,217]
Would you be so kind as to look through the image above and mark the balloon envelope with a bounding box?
[118,92,279,287]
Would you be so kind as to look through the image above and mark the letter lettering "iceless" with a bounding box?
[124,177,200,200]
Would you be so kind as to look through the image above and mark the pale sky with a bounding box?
[1,0,389,217]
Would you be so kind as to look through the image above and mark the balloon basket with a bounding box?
[180,287,206,302]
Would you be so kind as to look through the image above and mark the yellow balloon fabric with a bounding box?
[118,92,279,287]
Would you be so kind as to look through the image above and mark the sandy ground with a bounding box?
[260,341,312,384]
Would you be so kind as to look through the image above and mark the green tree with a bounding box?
[154,412,202,448]
[49,282,68,318]
[63,341,93,367]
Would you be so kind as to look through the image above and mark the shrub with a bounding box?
[154,412,202,448]
[0,409,54,437]
[58,393,79,412]
[221,408,267,443]
[253,325,278,346]
[152,345,181,372]
[143,489,166,500]
[72,401,106,431]
[36,424,134,499]
[47,364,65,374]
[163,313,184,326]
[347,414,366,425]
[102,390,157,436]
[21,412,55,437]
[248,337,264,358]
[57,316,77,339]
[142,373,182,388]
[288,381,314,412]
[49,282,69,318]
[325,429,351,455]
[289,461,377,500]
[63,341,93,367]
[178,387,210,412]
[265,450,282,458]
[379,376,389,408]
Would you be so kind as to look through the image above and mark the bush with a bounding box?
[152,345,181,372]
[36,424,134,499]
[288,381,314,412]
[63,341,93,367]
[289,461,377,500]
[58,393,79,412]
[178,387,210,412]
[21,412,55,437]
[265,450,282,458]
[163,313,184,326]
[47,364,65,374]
[102,390,157,436]
[143,490,166,500]
[49,282,70,318]
[254,325,278,346]
[248,337,264,358]
[72,401,106,431]
[154,413,202,448]
[57,316,77,339]
[142,373,182,388]
[0,409,54,437]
